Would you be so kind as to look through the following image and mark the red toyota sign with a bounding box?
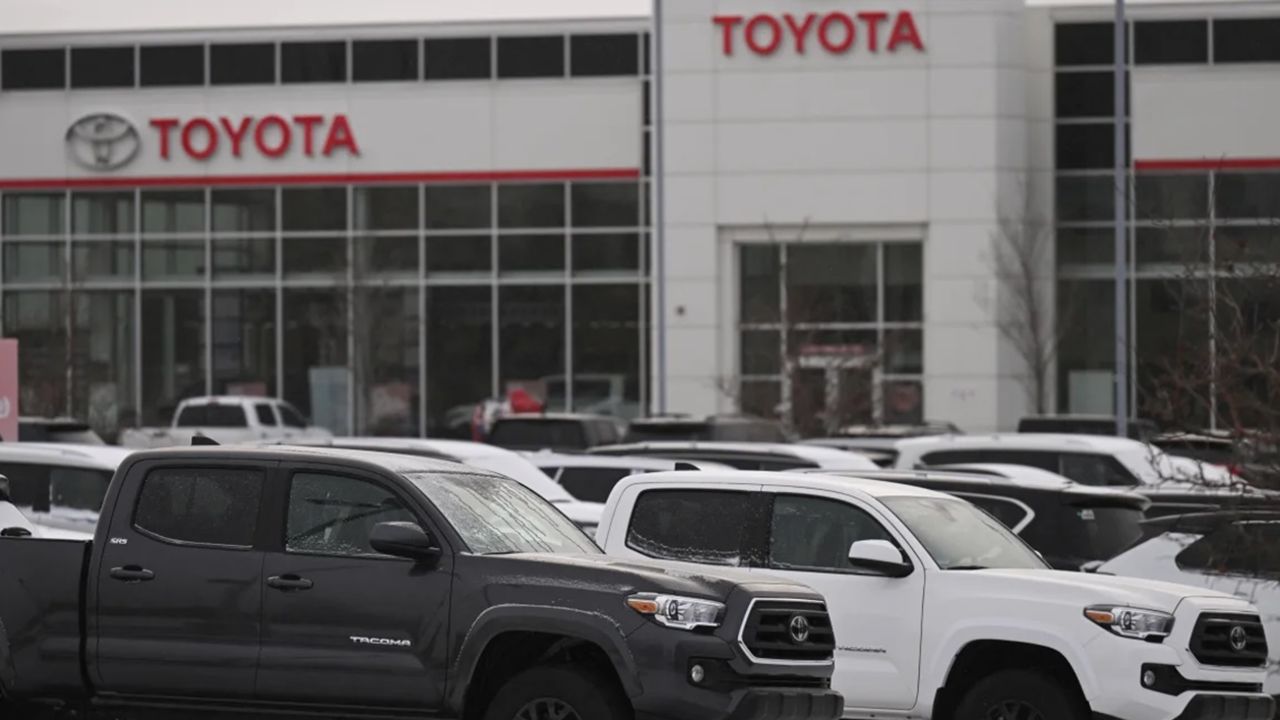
[149,114,361,162]
[713,10,925,56]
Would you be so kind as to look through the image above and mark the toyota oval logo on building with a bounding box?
[65,112,141,171]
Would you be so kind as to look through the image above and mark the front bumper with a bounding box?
[1173,694,1274,720]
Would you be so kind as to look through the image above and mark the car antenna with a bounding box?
[191,435,220,447]
[674,462,700,471]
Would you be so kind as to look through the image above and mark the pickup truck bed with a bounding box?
[0,538,89,699]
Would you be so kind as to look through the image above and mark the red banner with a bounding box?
[0,339,17,442]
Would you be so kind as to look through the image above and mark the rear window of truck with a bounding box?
[175,404,249,428]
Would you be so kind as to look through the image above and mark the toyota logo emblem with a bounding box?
[1230,625,1249,652]
[66,113,141,171]
[789,615,811,644]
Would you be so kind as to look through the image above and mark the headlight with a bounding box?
[627,593,725,631]
[1084,605,1175,641]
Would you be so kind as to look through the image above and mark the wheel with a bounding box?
[481,665,632,720]
[953,669,1087,720]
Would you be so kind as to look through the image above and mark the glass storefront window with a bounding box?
[213,237,275,278]
[142,190,204,234]
[1,291,67,418]
[141,290,206,425]
[499,184,565,228]
[73,241,134,280]
[741,329,781,376]
[571,284,641,418]
[3,242,65,282]
[3,194,64,236]
[425,185,490,229]
[72,192,135,235]
[212,189,276,233]
[142,238,205,280]
[283,187,347,232]
[355,236,418,278]
[573,233,640,274]
[354,187,418,231]
[499,285,565,406]
[1135,174,1208,221]
[499,234,565,274]
[354,287,419,435]
[571,182,640,227]
[73,292,136,441]
[283,236,347,277]
[426,286,492,438]
[426,235,491,275]
[787,244,876,324]
[885,243,923,322]
[1216,173,1280,220]
[1057,174,1117,222]
[212,289,276,397]
[740,244,781,324]
[282,289,348,434]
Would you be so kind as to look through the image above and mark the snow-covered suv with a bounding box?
[597,470,1275,720]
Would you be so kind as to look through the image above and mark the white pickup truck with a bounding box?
[119,396,332,449]
[597,470,1274,720]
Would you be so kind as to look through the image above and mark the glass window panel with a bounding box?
[572,284,641,418]
[3,242,65,282]
[134,468,263,547]
[284,236,347,277]
[499,286,565,404]
[210,43,275,85]
[73,241,134,280]
[885,243,923,322]
[283,188,347,232]
[1056,123,1119,170]
[1216,227,1280,265]
[570,34,639,77]
[885,329,924,374]
[281,41,347,83]
[354,186,418,230]
[212,237,274,278]
[212,289,276,397]
[740,380,781,419]
[884,380,925,425]
[286,473,415,555]
[355,236,418,277]
[571,182,640,227]
[140,45,204,86]
[72,292,136,441]
[1055,22,1117,66]
[1056,227,1114,265]
[142,238,205,280]
[70,46,134,89]
[282,289,349,434]
[572,233,639,273]
[1136,227,1207,266]
[141,190,204,234]
[1135,173,1208,220]
[499,184,565,228]
[212,189,276,233]
[1135,20,1207,64]
[769,495,894,571]
[352,39,417,82]
[741,329,781,375]
[424,37,492,80]
[1,48,65,90]
[499,234,564,273]
[787,244,877,323]
[1135,278,1209,428]
[426,235,491,274]
[1214,18,1280,63]
[1055,71,1117,118]
[141,290,206,425]
[1057,174,1117,222]
[424,185,491,229]
[1216,173,1280,219]
[3,193,65,236]
[426,286,492,436]
[1056,279,1115,414]
[354,287,420,436]
[497,36,565,79]
[72,192,135,235]
[2,292,67,418]
[626,489,750,566]
[739,244,780,324]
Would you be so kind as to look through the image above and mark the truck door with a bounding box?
[255,464,453,709]
[755,487,925,713]
[91,461,270,699]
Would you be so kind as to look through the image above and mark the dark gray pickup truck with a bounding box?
[0,446,841,720]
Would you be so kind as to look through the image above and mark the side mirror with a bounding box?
[848,539,913,578]
[370,522,442,563]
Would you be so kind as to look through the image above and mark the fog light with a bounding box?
[1142,670,1156,688]
[690,664,705,684]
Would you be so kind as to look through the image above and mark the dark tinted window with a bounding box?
[1177,522,1280,577]
[488,420,588,450]
[50,467,112,512]
[498,36,565,79]
[919,449,1060,472]
[557,467,633,503]
[1,48,66,90]
[425,185,491,228]
[282,41,347,83]
[286,473,416,556]
[570,34,639,77]
[134,468,263,546]
[625,422,712,442]
[1214,18,1280,63]
[353,39,417,81]
[1049,504,1145,568]
[210,43,275,85]
[1055,72,1115,118]
[499,184,565,228]
[175,404,249,428]
[571,182,640,227]
[140,45,204,86]
[958,494,1032,531]
[1059,453,1140,486]
[255,403,278,426]
[424,37,491,80]
[1056,123,1118,170]
[71,46,134,88]
[279,404,307,428]
[626,489,751,566]
[1134,20,1207,64]
[1055,22,1116,66]
[770,495,895,572]
[0,463,51,512]
[1215,173,1280,219]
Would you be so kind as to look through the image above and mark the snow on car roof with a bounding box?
[627,470,954,501]
[0,443,134,469]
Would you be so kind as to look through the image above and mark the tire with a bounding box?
[481,665,632,720]
[953,669,1088,720]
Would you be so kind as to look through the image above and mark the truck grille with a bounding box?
[1190,613,1269,668]
[739,599,835,664]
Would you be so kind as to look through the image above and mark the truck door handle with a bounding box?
[267,574,314,592]
[109,566,155,583]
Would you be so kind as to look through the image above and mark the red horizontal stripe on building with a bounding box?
[0,168,642,190]
[1135,157,1280,172]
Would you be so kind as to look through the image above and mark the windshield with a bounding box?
[882,496,1047,570]
[406,472,599,556]
[465,454,576,503]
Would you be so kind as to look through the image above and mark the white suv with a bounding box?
[597,470,1274,720]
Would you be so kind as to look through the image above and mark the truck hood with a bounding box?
[949,568,1237,613]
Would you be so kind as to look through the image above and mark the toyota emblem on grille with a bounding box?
[66,113,141,171]
[1230,625,1249,652]
[789,615,811,644]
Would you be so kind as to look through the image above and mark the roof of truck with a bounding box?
[126,445,494,478]
[0,443,134,469]
[624,470,951,501]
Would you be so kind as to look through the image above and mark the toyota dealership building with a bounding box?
[1,0,1278,438]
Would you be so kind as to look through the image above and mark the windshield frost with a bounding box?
[882,496,1046,571]
[407,472,599,556]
